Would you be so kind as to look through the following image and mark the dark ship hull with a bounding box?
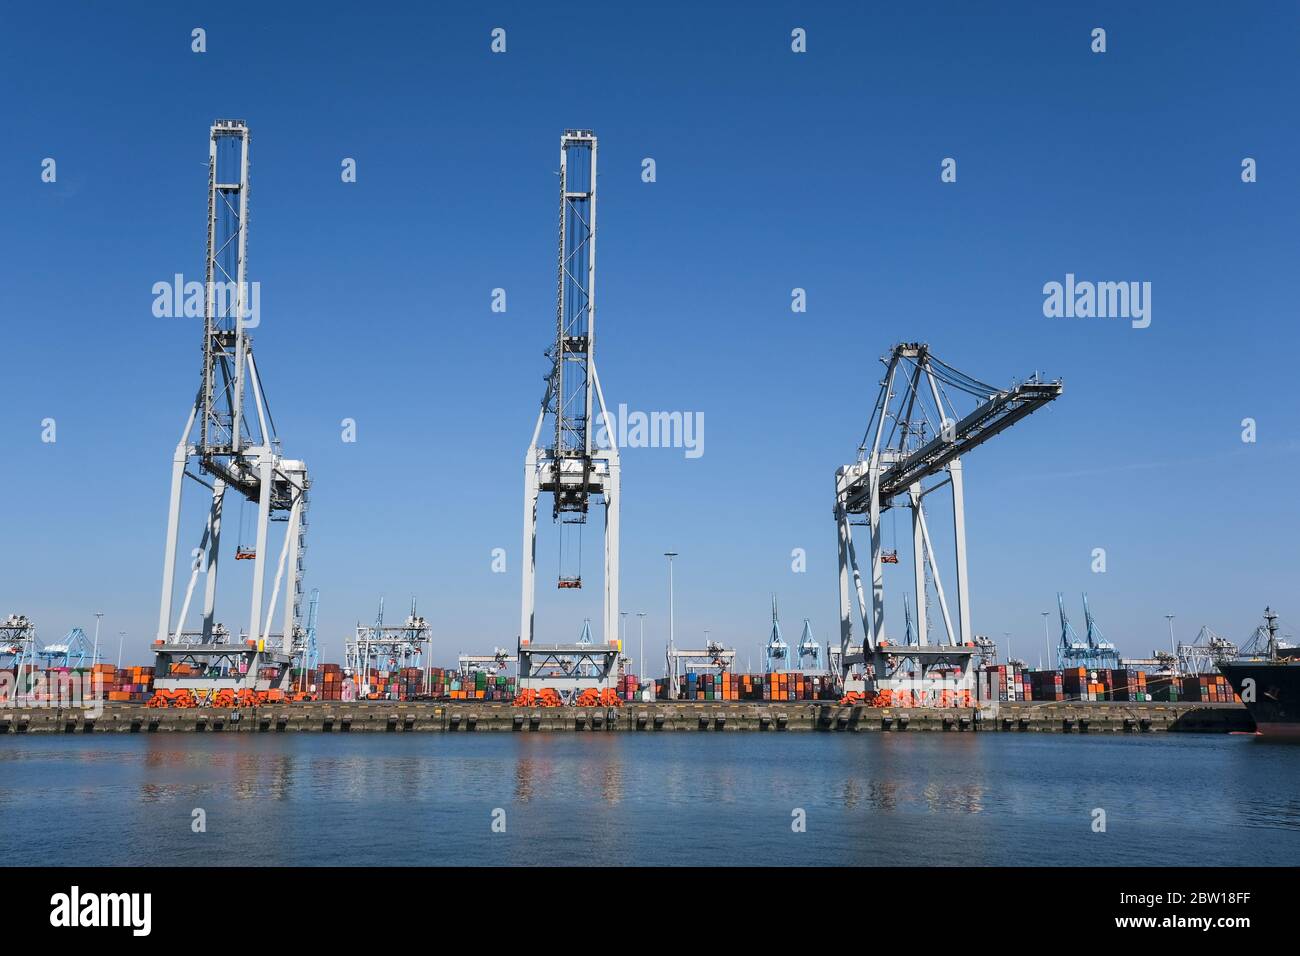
[1219,656,1300,740]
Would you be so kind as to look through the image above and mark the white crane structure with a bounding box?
[519,130,621,692]
[1176,626,1239,676]
[834,343,1061,697]
[458,648,517,678]
[345,598,431,693]
[154,120,310,693]
[0,614,39,694]
[666,639,736,696]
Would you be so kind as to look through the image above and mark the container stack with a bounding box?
[977,663,1030,702]
[1147,675,1182,701]
[446,672,514,700]
[99,664,155,702]
[425,667,453,698]
[1180,674,1237,703]
[1026,669,1064,701]
[1110,669,1151,702]
[317,663,345,701]
[1061,667,1109,701]
[652,672,836,701]
[617,674,641,700]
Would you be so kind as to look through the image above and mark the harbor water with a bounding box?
[1,733,1296,866]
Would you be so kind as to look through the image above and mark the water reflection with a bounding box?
[0,733,1296,865]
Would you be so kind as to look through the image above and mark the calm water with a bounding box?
[1,733,1296,866]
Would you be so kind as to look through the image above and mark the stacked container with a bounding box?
[1110,669,1150,702]
[1028,670,1065,701]
[1180,674,1237,703]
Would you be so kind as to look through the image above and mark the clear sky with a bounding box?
[2,1,1297,672]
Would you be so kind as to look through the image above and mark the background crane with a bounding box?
[36,627,95,669]
[764,595,790,672]
[1082,593,1119,668]
[1057,592,1119,669]
[796,618,822,671]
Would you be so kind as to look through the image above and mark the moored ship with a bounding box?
[1219,608,1300,740]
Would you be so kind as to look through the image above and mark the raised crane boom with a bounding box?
[519,131,622,692]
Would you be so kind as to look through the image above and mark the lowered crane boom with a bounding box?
[834,343,1062,701]
[843,347,1062,512]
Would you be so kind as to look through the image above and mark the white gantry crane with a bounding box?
[666,639,736,697]
[1177,625,1239,676]
[0,615,39,694]
[458,647,518,678]
[834,343,1061,698]
[345,598,432,694]
[519,130,622,692]
[154,120,310,693]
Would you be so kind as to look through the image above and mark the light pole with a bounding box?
[664,552,678,697]
[1003,631,1012,665]
[1165,614,1176,658]
[636,612,647,699]
[1041,611,1051,670]
[93,612,103,669]
[620,610,628,676]
[117,631,125,668]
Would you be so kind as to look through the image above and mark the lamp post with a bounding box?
[93,612,103,668]
[664,552,678,698]
[1041,611,1051,669]
[636,612,647,699]
[1165,614,1176,658]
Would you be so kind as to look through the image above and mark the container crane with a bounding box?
[1057,593,1118,669]
[1081,593,1119,668]
[1057,592,1092,667]
[154,121,309,695]
[346,598,431,694]
[519,130,621,692]
[796,618,822,671]
[458,648,518,678]
[765,595,790,672]
[835,343,1062,698]
[0,615,39,695]
[666,639,736,694]
[36,627,95,669]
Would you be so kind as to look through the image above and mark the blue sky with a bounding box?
[2,1,1297,671]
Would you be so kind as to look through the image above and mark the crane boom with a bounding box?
[843,347,1061,514]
